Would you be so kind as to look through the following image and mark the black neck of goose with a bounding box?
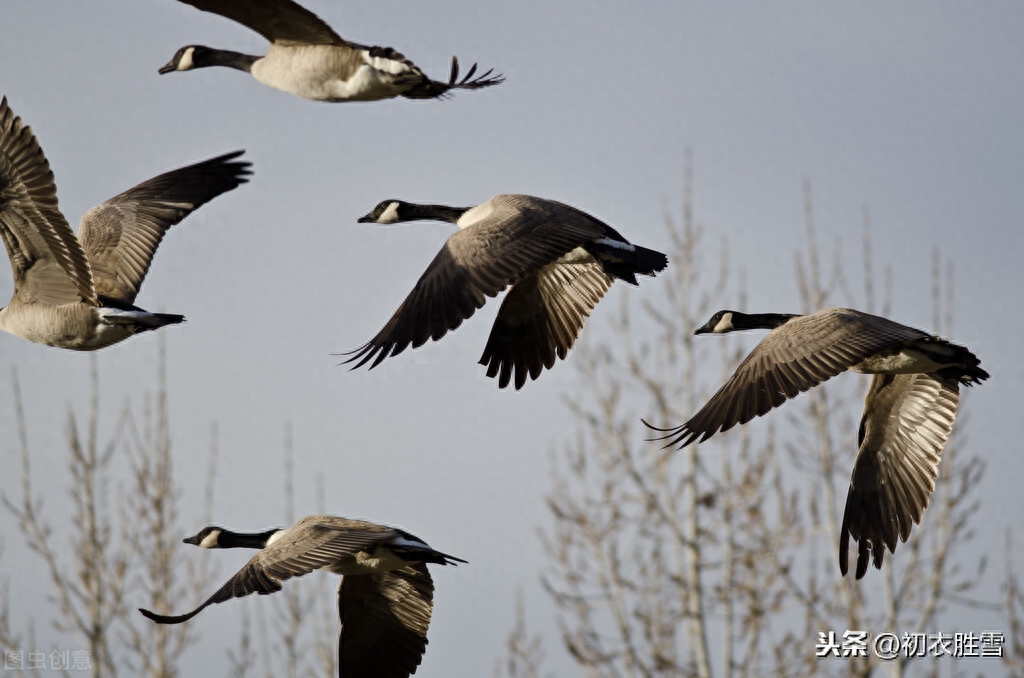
[734,312,801,330]
[403,203,471,224]
[218,528,281,549]
[197,48,259,73]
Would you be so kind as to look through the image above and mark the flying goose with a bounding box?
[0,97,250,350]
[346,195,669,389]
[159,0,505,102]
[140,516,465,678]
[644,308,989,578]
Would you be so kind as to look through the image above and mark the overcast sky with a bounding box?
[2,1,1023,676]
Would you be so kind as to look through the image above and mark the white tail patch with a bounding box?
[98,308,158,325]
[390,535,431,551]
[363,51,418,77]
[593,236,635,252]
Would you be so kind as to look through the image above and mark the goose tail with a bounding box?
[588,241,669,285]
[403,56,505,99]
[99,307,185,331]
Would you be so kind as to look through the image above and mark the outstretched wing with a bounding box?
[0,96,95,306]
[338,563,434,678]
[139,522,393,624]
[176,0,346,46]
[479,259,612,389]
[647,309,929,448]
[78,151,250,304]
[840,372,959,578]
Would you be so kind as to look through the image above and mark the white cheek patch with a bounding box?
[378,201,401,224]
[593,236,636,252]
[199,529,221,548]
[714,312,734,332]
[179,46,196,71]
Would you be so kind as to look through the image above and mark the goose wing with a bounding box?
[480,259,613,389]
[344,198,606,370]
[139,521,396,624]
[338,563,434,678]
[840,372,959,578]
[176,0,347,46]
[78,151,250,304]
[0,97,96,306]
[651,309,927,448]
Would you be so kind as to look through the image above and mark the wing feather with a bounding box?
[479,259,613,389]
[175,0,346,45]
[651,309,931,448]
[78,151,249,304]
[338,563,433,678]
[839,373,959,578]
[0,97,95,306]
[139,521,397,624]
[344,199,605,371]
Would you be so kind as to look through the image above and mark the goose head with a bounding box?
[358,200,407,224]
[183,525,224,548]
[183,525,284,549]
[695,310,800,334]
[696,310,739,334]
[159,45,209,74]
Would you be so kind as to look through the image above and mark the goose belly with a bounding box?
[852,347,950,375]
[556,247,598,266]
[252,46,413,102]
[327,548,411,576]
[0,304,125,350]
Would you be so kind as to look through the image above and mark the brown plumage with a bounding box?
[0,95,249,349]
[346,195,667,389]
[644,307,988,578]
[160,0,504,102]
[139,516,465,678]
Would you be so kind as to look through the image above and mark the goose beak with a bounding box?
[357,213,374,223]
[182,534,201,545]
[694,325,711,335]
[158,61,177,75]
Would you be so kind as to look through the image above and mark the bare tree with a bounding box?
[494,591,550,678]
[121,339,218,678]
[5,359,129,677]
[1003,534,1024,676]
[524,163,994,677]
[0,538,21,652]
[3,339,213,677]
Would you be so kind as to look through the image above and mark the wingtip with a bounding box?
[139,605,197,625]
[336,342,389,371]
[640,418,695,450]
[138,607,162,622]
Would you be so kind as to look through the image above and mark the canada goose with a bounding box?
[346,195,669,389]
[644,308,989,578]
[139,516,465,678]
[0,97,250,350]
[159,0,505,102]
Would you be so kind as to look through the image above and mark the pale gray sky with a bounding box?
[1,1,1023,676]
